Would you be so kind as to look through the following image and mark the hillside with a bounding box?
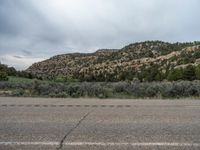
[26,41,200,81]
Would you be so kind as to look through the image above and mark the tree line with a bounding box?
[0,63,34,81]
[74,64,200,82]
[1,62,200,82]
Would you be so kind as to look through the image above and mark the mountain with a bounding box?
[26,41,200,81]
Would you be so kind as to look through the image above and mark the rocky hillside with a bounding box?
[26,41,200,81]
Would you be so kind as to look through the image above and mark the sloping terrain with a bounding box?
[26,41,200,81]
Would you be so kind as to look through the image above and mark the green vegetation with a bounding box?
[77,64,200,82]
[0,63,17,77]
[1,78,200,99]
[166,65,200,81]
[0,71,8,81]
[0,62,35,81]
[26,41,200,82]
[0,63,9,81]
[8,76,34,83]
[1,41,200,99]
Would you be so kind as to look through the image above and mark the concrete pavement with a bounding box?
[0,97,200,150]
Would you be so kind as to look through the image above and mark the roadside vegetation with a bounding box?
[1,77,200,99]
[2,50,200,99]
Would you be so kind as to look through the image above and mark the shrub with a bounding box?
[54,76,66,82]
[183,65,196,81]
[0,71,8,81]
[49,92,57,98]
[1,79,200,98]
[12,88,25,96]
[145,84,161,97]
[55,92,68,98]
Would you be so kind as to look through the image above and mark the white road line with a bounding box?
[0,142,200,147]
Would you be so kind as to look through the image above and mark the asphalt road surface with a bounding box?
[0,97,200,150]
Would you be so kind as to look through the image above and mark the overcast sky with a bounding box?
[0,0,200,70]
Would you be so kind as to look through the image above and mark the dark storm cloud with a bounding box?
[0,0,200,69]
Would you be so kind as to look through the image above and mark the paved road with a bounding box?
[0,97,200,150]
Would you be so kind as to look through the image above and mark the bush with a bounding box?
[0,71,8,81]
[1,79,200,98]
[145,84,161,97]
[160,81,200,98]
[12,88,25,96]
[54,76,66,82]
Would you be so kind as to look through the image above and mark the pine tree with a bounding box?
[183,65,196,81]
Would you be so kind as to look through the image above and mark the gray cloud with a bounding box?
[13,56,23,59]
[22,50,32,56]
[0,0,200,69]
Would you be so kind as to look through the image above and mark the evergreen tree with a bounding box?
[183,65,196,81]
[195,65,200,80]
[167,68,183,81]
[0,71,8,81]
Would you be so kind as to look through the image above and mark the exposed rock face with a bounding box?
[26,41,200,79]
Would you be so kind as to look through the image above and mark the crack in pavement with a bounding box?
[56,111,91,150]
